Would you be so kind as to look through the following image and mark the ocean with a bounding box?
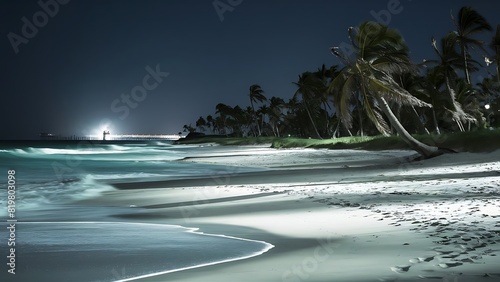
[0,141,273,281]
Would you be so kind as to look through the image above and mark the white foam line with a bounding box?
[116,245,274,282]
[18,221,275,282]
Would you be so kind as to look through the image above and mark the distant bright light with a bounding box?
[485,104,491,110]
[89,122,115,140]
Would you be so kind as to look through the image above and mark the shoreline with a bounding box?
[0,220,274,282]
[79,147,500,281]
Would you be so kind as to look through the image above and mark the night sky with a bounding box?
[1,0,499,139]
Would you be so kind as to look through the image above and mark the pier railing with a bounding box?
[39,134,183,141]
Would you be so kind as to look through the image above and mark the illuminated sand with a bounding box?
[83,147,500,282]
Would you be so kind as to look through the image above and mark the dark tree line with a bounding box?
[184,6,500,156]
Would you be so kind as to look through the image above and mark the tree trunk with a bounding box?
[322,101,331,136]
[461,44,471,85]
[456,119,465,132]
[304,100,322,139]
[250,125,256,137]
[497,60,500,82]
[333,120,340,138]
[431,108,441,135]
[250,100,261,136]
[444,73,465,132]
[496,48,500,81]
[346,126,353,137]
[376,96,441,159]
[356,105,364,136]
[260,115,266,136]
[270,121,277,137]
[411,106,430,134]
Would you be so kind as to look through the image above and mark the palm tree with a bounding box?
[215,103,233,134]
[243,106,257,136]
[294,72,323,139]
[478,76,500,100]
[431,32,476,131]
[195,117,207,132]
[330,21,440,158]
[268,96,285,137]
[228,105,246,136]
[422,67,447,134]
[315,64,341,136]
[490,25,500,81]
[283,96,307,137]
[206,115,214,134]
[452,6,492,84]
[182,124,195,133]
[249,84,267,136]
[455,78,485,129]
[397,72,431,135]
[213,116,225,134]
[257,104,269,136]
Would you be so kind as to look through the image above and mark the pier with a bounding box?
[39,133,183,141]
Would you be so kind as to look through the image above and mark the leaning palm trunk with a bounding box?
[376,96,441,159]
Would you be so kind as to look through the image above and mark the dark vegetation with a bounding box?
[176,129,500,153]
[181,7,500,157]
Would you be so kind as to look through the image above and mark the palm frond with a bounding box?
[360,80,390,135]
[491,25,500,51]
[249,84,267,104]
[366,64,431,108]
[457,6,492,37]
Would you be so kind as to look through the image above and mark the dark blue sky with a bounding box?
[1,0,499,139]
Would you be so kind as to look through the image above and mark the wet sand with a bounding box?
[81,147,500,281]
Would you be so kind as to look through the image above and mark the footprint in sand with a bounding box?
[435,250,454,255]
[418,256,435,262]
[438,262,463,268]
[418,275,444,280]
[409,256,434,263]
[378,277,398,282]
[440,253,460,259]
[409,258,420,263]
[390,265,411,273]
[460,258,474,263]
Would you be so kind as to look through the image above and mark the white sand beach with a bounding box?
[82,146,500,282]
